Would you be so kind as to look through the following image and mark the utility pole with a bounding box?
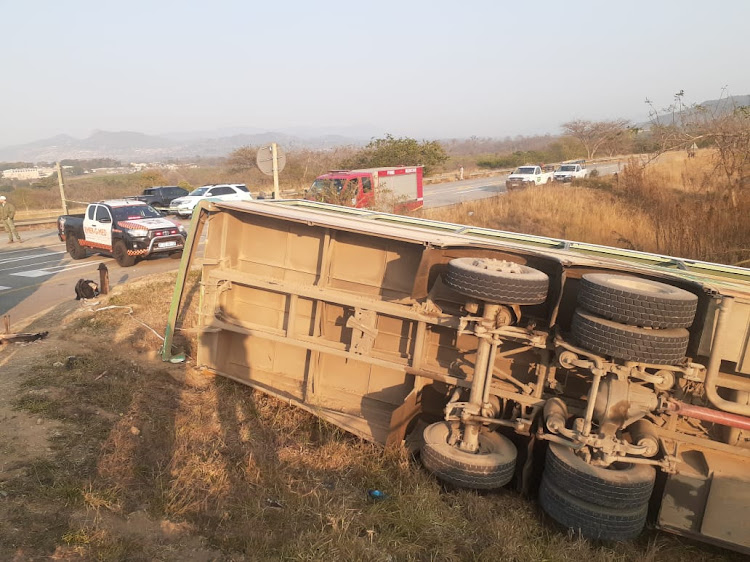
[271,142,280,199]
[255,143,286,198]
[56,161,69,214]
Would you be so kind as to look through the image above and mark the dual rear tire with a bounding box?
[571,274,697,365]
[539,443,655,541]
[541,274,690,539]
[426,268,688,542]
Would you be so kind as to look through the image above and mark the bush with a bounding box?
[339,135,448,176]
[477,143,587,170]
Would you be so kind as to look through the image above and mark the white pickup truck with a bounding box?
[553,161,588,183]
[505,165,554,191]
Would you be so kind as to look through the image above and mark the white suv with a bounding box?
[169,184,252,217]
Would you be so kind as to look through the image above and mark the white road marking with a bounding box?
[0,252,65,266]
[0,244,64,255]
[11,270,54,278]
[0,286,10,291]
[11,261,100,278]
[1,257,75,272]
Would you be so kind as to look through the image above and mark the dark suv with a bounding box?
[129,186,189,213]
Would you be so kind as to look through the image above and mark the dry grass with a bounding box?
[644,150,716,192]
[614,151,750,264]
[422,149,750,266]
[424,185,658,253]
[0,274,741,560]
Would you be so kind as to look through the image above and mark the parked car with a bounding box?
[127,186,189,212]
[505,165,554,191]
[553,160,588,183]
[169,184,252,217]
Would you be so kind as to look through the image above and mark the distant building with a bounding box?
[130,162,179,171]
[1,167,56,180]
[89,167,138,175]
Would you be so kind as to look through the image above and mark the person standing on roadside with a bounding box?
[0,195,22,243]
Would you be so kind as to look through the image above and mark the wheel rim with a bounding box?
[470,258,525,274]
[423,422,517,464]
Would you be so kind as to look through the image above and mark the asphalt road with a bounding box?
[424,176,508,208]
[0,226,190,329]
[1,161,623,326]
[423,161,621,209]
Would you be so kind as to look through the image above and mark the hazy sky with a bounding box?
[2,0,749,147]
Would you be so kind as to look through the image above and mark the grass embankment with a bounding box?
[1,275,739,560]
[425,185,658,253]
[424,150,750,266]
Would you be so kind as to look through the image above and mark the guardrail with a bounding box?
[17,217,60,227]
[14,208,86,229]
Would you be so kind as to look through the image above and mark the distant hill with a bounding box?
[80,130,174,150]
[696,94,750,113]
[3,95,747,163]
[639,94,750,128]
[0,127,375,163]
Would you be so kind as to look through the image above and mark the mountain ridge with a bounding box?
[3,95,747,163]
[0,129,374,163]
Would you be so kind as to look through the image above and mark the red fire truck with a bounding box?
[307,166,424,211]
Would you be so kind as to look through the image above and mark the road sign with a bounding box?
[256,144,287,175]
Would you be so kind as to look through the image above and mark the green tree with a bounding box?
[0,162,34,172]
[33,172,59,189]
[340,134,448,176]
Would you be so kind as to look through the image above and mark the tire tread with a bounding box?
[445,259,548,304]
[544,444,655,509]
[539,477,647,541]
[579,275,697,328]
[571,309,689,364]
[421,443,515,489]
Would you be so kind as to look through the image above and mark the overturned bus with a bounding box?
[163,199,750,553]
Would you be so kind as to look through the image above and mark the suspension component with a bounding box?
[627,419,660,457]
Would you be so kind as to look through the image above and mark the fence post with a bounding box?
[98,263,109,295]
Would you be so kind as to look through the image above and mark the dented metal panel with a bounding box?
[194,208,429,442]
[659,448,750,552]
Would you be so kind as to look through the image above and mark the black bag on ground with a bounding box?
[75,279,99,300]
